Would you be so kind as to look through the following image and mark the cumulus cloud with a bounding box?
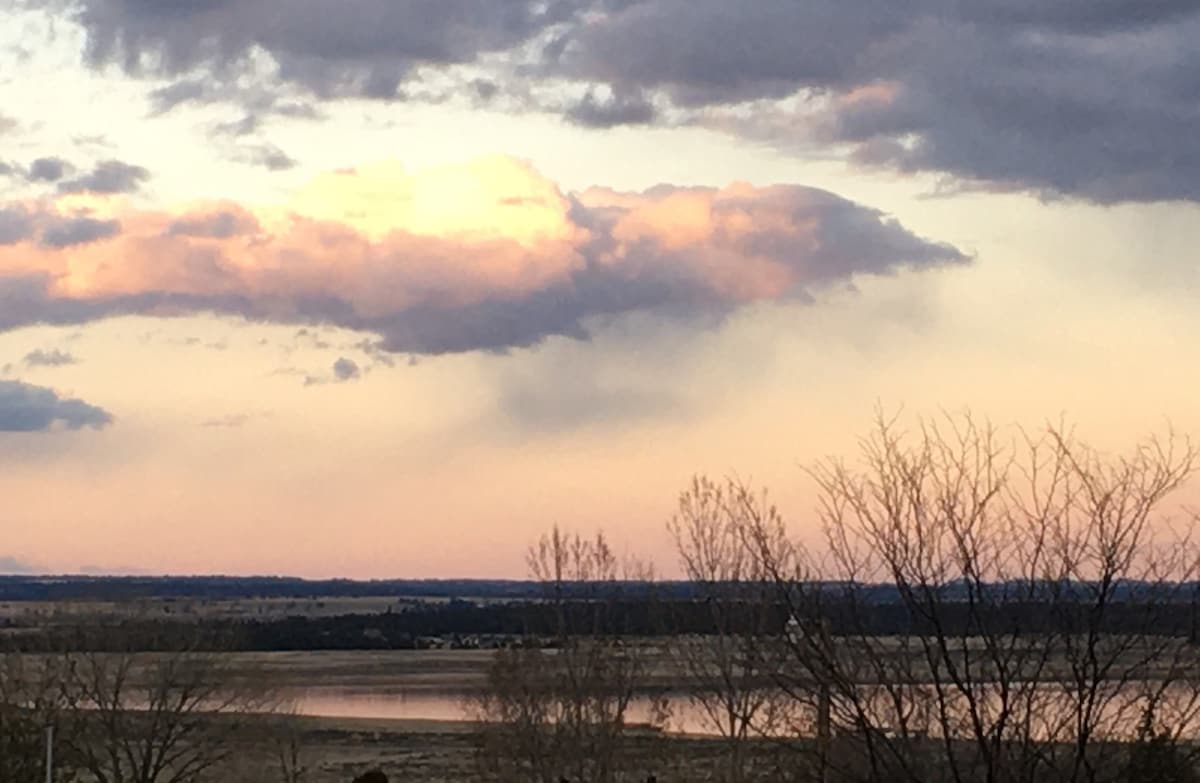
[59,159,149,194]
[0,379,113,432]
[0,156,964,354]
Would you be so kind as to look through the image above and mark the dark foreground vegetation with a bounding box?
[5,413,1200,782]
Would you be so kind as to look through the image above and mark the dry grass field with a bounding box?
[223,713,767,783]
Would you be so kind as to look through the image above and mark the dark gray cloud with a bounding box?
[28,157,72,182]
[24,349,78,367]
[550,1,1200,202]
[556,1,903,102]
[565,89,657,128]
[76,0,574,98]
[0,379,113,432]
[69,0,1200,202]
[332,357,361,381]
[41,217,121,248]
[0,207,34,245]
[59,159,149,194]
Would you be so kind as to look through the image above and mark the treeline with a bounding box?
[4,573,1198,605]
[7,596,1200,652]
[0,575,582,601]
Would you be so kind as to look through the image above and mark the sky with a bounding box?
[1,1,1198,578]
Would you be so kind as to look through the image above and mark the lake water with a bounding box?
[289,688,718,735]
[288,681,1200,742]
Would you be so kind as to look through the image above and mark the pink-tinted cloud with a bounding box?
[0,157,964,354]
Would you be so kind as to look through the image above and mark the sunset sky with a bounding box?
[1,1,1198,577]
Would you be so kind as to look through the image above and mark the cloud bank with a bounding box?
[65,0,1200,203]
[0,156,963,354]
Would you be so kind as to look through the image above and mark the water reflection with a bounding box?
[290,681,1200,743]
[289,689,717,735]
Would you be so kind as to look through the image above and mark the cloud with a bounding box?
[24,348,78,367]
[148,77,325,134]
[76,0,572,99]
[67,2,1200,203]
[148,78,209,113]
[0,207,35,245]
[168,207,260,239]
[0,555,38,574]
[0,156,964,354]
[28,157,72,183]
[332,357,361,382]
[300,357,363,386]
[41,216,121,248]
[546,1,1200,203]
[566,89,657,128]
[0,379,113,432]
[234,144,297,171]
[59,159,150,194]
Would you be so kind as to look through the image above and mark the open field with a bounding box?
[227,714,484,783]
[219,713,783,783]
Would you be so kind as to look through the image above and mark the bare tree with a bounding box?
[473,526,666,783]
[0,652,75,783]
[667,476,793,782]
[57,639,274,783]
[728,413,1200,783]
[269,707,311,783]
